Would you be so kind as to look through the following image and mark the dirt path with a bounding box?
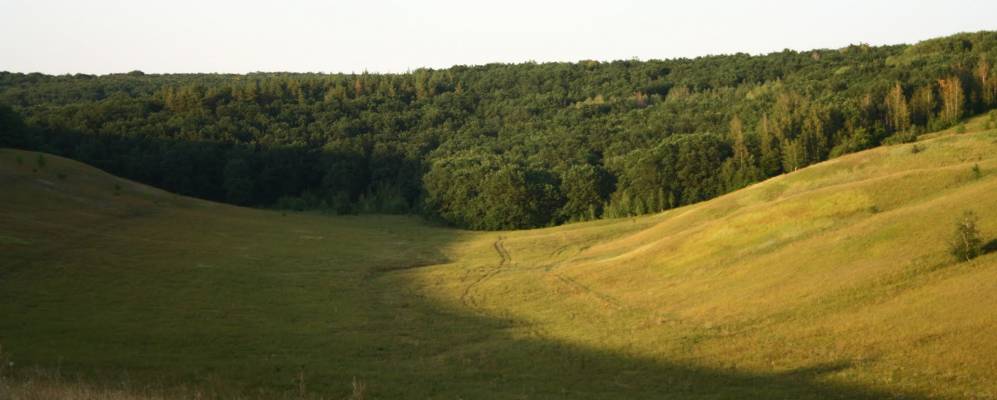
[550,272,626,310]
[460,236,511,309]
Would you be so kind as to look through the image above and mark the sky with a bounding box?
[2,0,995,75]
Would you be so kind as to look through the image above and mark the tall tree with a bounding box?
[558,164,610,221]
[781,139,805,172]
[885,82,911,132]
[938,76,965,125]
[223,156,255,205]
[722,115,760,190]
[910,85,937,126]
[757,113,782,177]
[976,58,995,107]
[0,104,27,148]
[800,108,828,166]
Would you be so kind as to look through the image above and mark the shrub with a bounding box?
[882,131,917,145]
[972,164,982,179]
[955,124,967,134]
[950,210,983,262]
[35,153,46,168]
[275,196,307,212]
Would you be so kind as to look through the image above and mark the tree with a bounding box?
[938,76,965,126]
[976,58,994,107]
[480,166,561,229]
[885,82,911,133]
[672,133,730,204]
[559,164,610,221]
[800,108,828,166]
[603,190,635,219]
[159,146,195,194]
[721,115,760,190]
[781,138,805,172]
[223,156,255,205]
[353,76,365,98]
[831,126,873,156]
[757,114,782,177]
[0,104,27,148]
[422,152,562,229]
[950,210,983,262]
[910,85,936,127]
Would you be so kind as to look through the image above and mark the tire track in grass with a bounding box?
[550,272,626,311]
[460,236,511,310]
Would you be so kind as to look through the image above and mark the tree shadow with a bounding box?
[982,238,997,255]
[346,269,932,400]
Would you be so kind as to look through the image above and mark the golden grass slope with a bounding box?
[415,116,997,398]
[1,115,996,398]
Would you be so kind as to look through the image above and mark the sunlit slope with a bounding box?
[1,115,996,399]
[418,116,997,398]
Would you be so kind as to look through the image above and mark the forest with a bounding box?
[2,31,996,230]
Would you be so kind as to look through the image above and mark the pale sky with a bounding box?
[2,0,995,75]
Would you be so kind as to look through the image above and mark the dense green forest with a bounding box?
[2,32,996,229]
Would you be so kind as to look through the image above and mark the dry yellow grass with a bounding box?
[412,115,997,398]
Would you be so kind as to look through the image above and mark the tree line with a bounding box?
[2,32,996,229]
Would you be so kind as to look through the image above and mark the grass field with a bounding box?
[2,115,997,399]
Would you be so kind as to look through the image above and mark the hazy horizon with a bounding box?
[2,0,996,75]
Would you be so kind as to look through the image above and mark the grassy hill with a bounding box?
[1,115,996,399]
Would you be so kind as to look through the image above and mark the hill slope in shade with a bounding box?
[1,115,996,398]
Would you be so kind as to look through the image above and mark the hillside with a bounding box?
[1,115,996,398]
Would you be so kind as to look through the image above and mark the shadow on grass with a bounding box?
[982,239,997,255]
[339,276,928,400]
[0,208,933,400]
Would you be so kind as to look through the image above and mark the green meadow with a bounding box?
[2,115,997,399]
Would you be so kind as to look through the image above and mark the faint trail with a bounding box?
[550,272,626,311]
[460,236,511,310]
[494,237,512,264]
[458,235,628,318]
